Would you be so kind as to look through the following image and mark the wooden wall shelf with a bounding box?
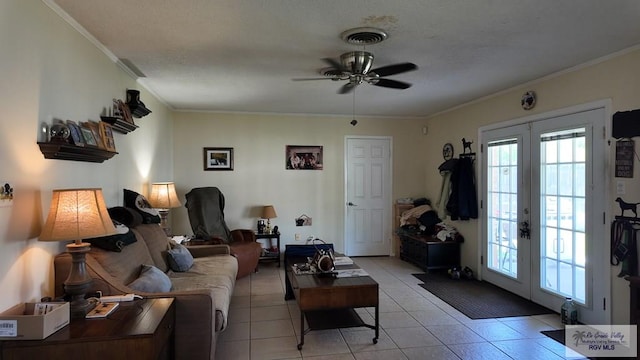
[38,142,118,163]
[100,116,138,134]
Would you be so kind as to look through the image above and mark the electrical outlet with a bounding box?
[295,233,301,241]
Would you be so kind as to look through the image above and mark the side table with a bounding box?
[0,298,175,360]
[255,232,281,267]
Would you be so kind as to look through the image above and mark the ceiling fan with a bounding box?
[293,51,418,94]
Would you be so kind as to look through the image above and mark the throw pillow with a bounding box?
[167,244,194,272]
[87,221,137,252]
[107,206,143,228]
[123,189,161,224]
[127,264,172,293]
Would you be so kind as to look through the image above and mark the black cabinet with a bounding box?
[398,232,460,272]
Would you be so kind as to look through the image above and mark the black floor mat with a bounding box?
[413,272,554,319]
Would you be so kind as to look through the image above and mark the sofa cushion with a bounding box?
[123,189,161,224]
[128,264,172,293]
[88,237,154,285]
[169,254,238,331]
[167,244,194,272]
[131,224,170,272]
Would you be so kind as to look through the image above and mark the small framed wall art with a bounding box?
[286,145,323,170]
[203,147,234,171]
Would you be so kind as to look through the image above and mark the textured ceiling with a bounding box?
[49,0,640,117]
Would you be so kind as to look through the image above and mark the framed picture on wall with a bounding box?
[286,145,323,170]
[203,147,234,171]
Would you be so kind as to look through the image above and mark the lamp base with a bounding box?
[64,242,96,319]
[158,209,171,236]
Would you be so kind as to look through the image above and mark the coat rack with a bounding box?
[460,138,475,158]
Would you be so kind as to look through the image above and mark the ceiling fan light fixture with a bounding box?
[341,27,388,45]
[340,51,374,75]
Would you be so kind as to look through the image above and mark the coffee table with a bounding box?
[288,262,379,350]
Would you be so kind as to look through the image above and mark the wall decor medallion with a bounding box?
[203,147,234,171]
[521,90,537,110]
[442,143,454,160]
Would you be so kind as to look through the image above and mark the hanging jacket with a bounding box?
[446,157,478,220]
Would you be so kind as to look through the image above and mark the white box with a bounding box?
[0,302,69,340]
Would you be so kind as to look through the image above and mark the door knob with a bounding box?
[347,202,357,206]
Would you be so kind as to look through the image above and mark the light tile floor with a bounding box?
[215,257,586,359]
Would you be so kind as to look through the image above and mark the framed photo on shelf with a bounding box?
[84,121,105,149]
[203,147,233,171]
[113,98,135,125]
[286,145,323,170]
[66,120,85,147]
[80,125,98,147]
[99,122,116,152]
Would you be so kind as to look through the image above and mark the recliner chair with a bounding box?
[185,187,262,278]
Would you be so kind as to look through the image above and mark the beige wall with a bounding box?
[171,112,429,254]
[424,48,640,324]
[2,0,638,326]
[0,0,173,311]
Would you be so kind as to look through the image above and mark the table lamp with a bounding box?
[39,188,116,318]
[148,182,182,236]
[262,205,277,234]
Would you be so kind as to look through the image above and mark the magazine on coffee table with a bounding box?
[335,269,369,278]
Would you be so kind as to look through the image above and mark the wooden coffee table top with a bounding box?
[289,263,378,311]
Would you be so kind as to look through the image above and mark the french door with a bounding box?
[481,106,608,324]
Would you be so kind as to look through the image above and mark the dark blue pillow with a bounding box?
[128,265,172,293]
[167,244,194,272]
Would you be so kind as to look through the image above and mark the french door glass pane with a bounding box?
[540,128,586,303]
[487,139,518,278]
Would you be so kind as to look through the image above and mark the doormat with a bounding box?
[413,272,554,319]
[541,329,565,345]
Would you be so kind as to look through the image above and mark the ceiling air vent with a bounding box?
[341,27,388,45]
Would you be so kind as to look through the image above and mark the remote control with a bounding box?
[100,294,136,302]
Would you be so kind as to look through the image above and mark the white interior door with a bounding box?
[481,106,608,324]
[345,137,392,256]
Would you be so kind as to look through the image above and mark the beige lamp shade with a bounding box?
[262,205,277,219]
[148,182,182,209]
[39,188,116,244]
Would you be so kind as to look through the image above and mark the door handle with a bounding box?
[519,220,530,239]
[347,202,357,206]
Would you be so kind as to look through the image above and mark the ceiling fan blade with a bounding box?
[370,62,417,77]
[292,77,337,81]
[370,78,412,89]
[323,57,348,73]
[338,82,357,94]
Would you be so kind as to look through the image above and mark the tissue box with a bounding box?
[0,302,69,340]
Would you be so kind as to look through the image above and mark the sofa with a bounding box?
[54,223,237,360]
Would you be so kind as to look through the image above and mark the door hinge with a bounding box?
[480,255,484,265]
[603,297,606,311]
[480,199,483,209]
[602,126,606,140]
[603,212,606,224]
[480,143,484,153]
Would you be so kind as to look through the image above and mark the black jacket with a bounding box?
[446,157,478,220]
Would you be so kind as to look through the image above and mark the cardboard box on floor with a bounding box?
[0,302,69,340]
